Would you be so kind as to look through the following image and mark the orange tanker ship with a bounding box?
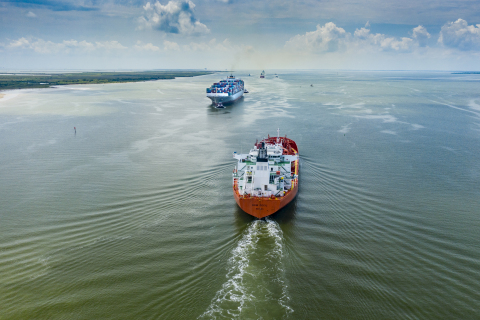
[232,129,299,218]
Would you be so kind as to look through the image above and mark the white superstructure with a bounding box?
[233,131,298,198]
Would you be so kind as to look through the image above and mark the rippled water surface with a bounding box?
[1,71,480,319]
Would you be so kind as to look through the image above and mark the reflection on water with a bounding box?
[1,71,480,319]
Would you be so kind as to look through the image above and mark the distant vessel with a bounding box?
[275,74,278,78]
[244,89,249,93]
[260,70,265,78]
[232,129,299,218]
[206,75,244,106]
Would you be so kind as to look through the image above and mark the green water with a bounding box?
[1,71,479,319]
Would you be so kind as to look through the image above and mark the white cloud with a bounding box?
[163,40,180,51]
[26,11,37,18]
[7,37,31,49]
[5,38,127,54]
[285,22,348,53]
[134,41,161,51]
[138,0,209,36]
[412,25,431,47]
[438,19,480,51]
[63,40,96,52]
[286,22,432,53]
[30,39,66,53]
[353,27,415,51]
[94,41,127,50]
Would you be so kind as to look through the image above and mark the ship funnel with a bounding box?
[257,142,268,162]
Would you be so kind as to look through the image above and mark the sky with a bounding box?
[1,0,480,70]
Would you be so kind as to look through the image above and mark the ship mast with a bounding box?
[276,128,280,145]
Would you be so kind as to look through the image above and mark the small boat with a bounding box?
[216,102,225,108]
[260,70,265,78]
[248,74,251,76]
[244,89,249,93]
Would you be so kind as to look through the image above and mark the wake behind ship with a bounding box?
[232,130,299,218]
[206,75,244,106]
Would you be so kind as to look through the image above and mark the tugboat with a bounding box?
[232,129,299,218]
[206,75,244,106]
[216,102,225,109]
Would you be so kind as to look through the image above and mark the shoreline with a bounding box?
[0,70,216,91]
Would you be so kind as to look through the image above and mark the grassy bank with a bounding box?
[0,70,214,90]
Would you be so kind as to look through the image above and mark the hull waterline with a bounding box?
[234,182,298,219]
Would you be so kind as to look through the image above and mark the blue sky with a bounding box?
[1,0,480,70]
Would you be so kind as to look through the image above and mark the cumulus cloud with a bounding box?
[7,37,31,49]
[138,0,209,36]
[26,11,37,18]
[6,38,126,53]
[134,41,161,51]
[164,40,180,51]
[354,26,419,51]
[438,19,480,51]
[354,27,414,51]
[412,25,430,47]
[285,22,348,53]
[286,22,431,53]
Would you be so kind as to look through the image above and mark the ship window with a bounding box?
[264,185,268,191]
[271,168,273,171]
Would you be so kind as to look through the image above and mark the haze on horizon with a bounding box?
[1,0,480,71]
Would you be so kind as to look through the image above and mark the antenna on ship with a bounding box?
[277,128,280,144]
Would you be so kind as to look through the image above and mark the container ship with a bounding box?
[232,130,299,218]
[206,75,244,106]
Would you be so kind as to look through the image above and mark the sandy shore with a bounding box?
[0,91,20,104]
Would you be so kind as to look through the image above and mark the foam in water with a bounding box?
[199,218,293,319]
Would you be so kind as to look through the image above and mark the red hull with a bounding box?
[234,182,298,219]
